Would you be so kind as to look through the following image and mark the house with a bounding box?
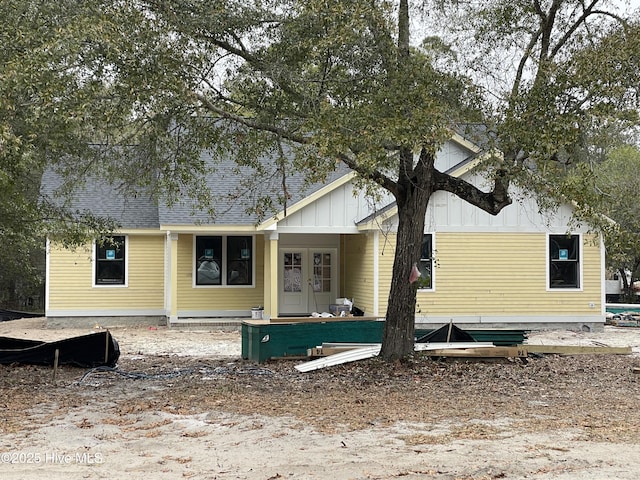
[41,134,606,331]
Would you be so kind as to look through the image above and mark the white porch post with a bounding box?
[166,231,179,324]
[373,230,380,316]
[264,230,279,320]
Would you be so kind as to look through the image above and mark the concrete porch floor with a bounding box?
[168,317,245,331]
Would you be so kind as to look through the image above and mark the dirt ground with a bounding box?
[1,318,639,480]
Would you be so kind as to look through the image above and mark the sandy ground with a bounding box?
[1,318,639,480]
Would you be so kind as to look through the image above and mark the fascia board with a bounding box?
[116,228,166,236]
[450,132,482,154]
[357,206,398,231]
[447,149,503,178]
[160,224,258,233]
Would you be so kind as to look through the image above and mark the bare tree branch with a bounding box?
[336,152,398,196]
[433,168,512,215]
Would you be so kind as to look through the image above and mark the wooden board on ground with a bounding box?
[308,342,501,359]
[310,346,526,358]
[422,346,528,358]
[521,345,632,355]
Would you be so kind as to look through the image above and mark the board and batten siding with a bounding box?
[276,181,395,234]
[433,138,476,173]
[175,234,264,314]
[47,234,165,313]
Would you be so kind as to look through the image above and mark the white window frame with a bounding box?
[193,235,255,288]
[417,233,435,291]
[93,235,129,288]
[547,233,583,291]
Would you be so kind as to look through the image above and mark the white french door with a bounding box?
[279,248,337,316]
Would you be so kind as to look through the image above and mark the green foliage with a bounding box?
[581,145,640,284]
[434,1,640,169]
[0,0,123,306]
[3,0,640,353]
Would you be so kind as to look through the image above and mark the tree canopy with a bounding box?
[2,0,640,355]
[0,0,119,307]
[570,144,640,300]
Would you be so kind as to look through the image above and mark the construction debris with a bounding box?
[297,340,633,372]
[297,342,496,372]
[606,311,640,327]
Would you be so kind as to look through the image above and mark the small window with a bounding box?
[417,234,433,289]
[195,235,253,286]
[95,236,126,286]
[549,234,580,289]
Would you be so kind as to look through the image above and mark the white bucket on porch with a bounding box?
[251,307,263,320]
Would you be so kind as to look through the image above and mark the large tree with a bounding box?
[5,1,640,357]
[0,0,119,308]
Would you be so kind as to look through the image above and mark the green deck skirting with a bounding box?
[606,304,640,315]
[241,320,527,362]
[242,319,385,363]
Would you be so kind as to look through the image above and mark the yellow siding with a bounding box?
[416,232,602,315]
[377,233,396,317]
[342,234,375,313]
[176,234,265,311]
[48,235,165,310]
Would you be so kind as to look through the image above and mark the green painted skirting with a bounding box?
[241,320,527,362]
[606,303,640,315]
[242,319,384,363]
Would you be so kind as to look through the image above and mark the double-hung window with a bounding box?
[95,235,126,286]
[549,234,580,289]
[417,234,434,290]
[195,235,253,286]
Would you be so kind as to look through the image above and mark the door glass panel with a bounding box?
[312,252,331,293]
[284,252,302,292]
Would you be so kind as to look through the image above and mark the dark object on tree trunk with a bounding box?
[0,331,120,368]
[415,323,476,343]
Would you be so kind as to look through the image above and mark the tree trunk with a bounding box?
[380,178,431,360]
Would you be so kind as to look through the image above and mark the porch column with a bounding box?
[167,232,179,324]
[263,231,279,320]
[373,230,380,316]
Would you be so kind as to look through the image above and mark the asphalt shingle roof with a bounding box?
[41,149,352,228]
[40,169,160,229]
[158,150,351,226]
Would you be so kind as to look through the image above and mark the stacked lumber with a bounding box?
[522,345,631,355]
[306,342,527,359]
[296,341,633,372]
[306,343,632,360]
